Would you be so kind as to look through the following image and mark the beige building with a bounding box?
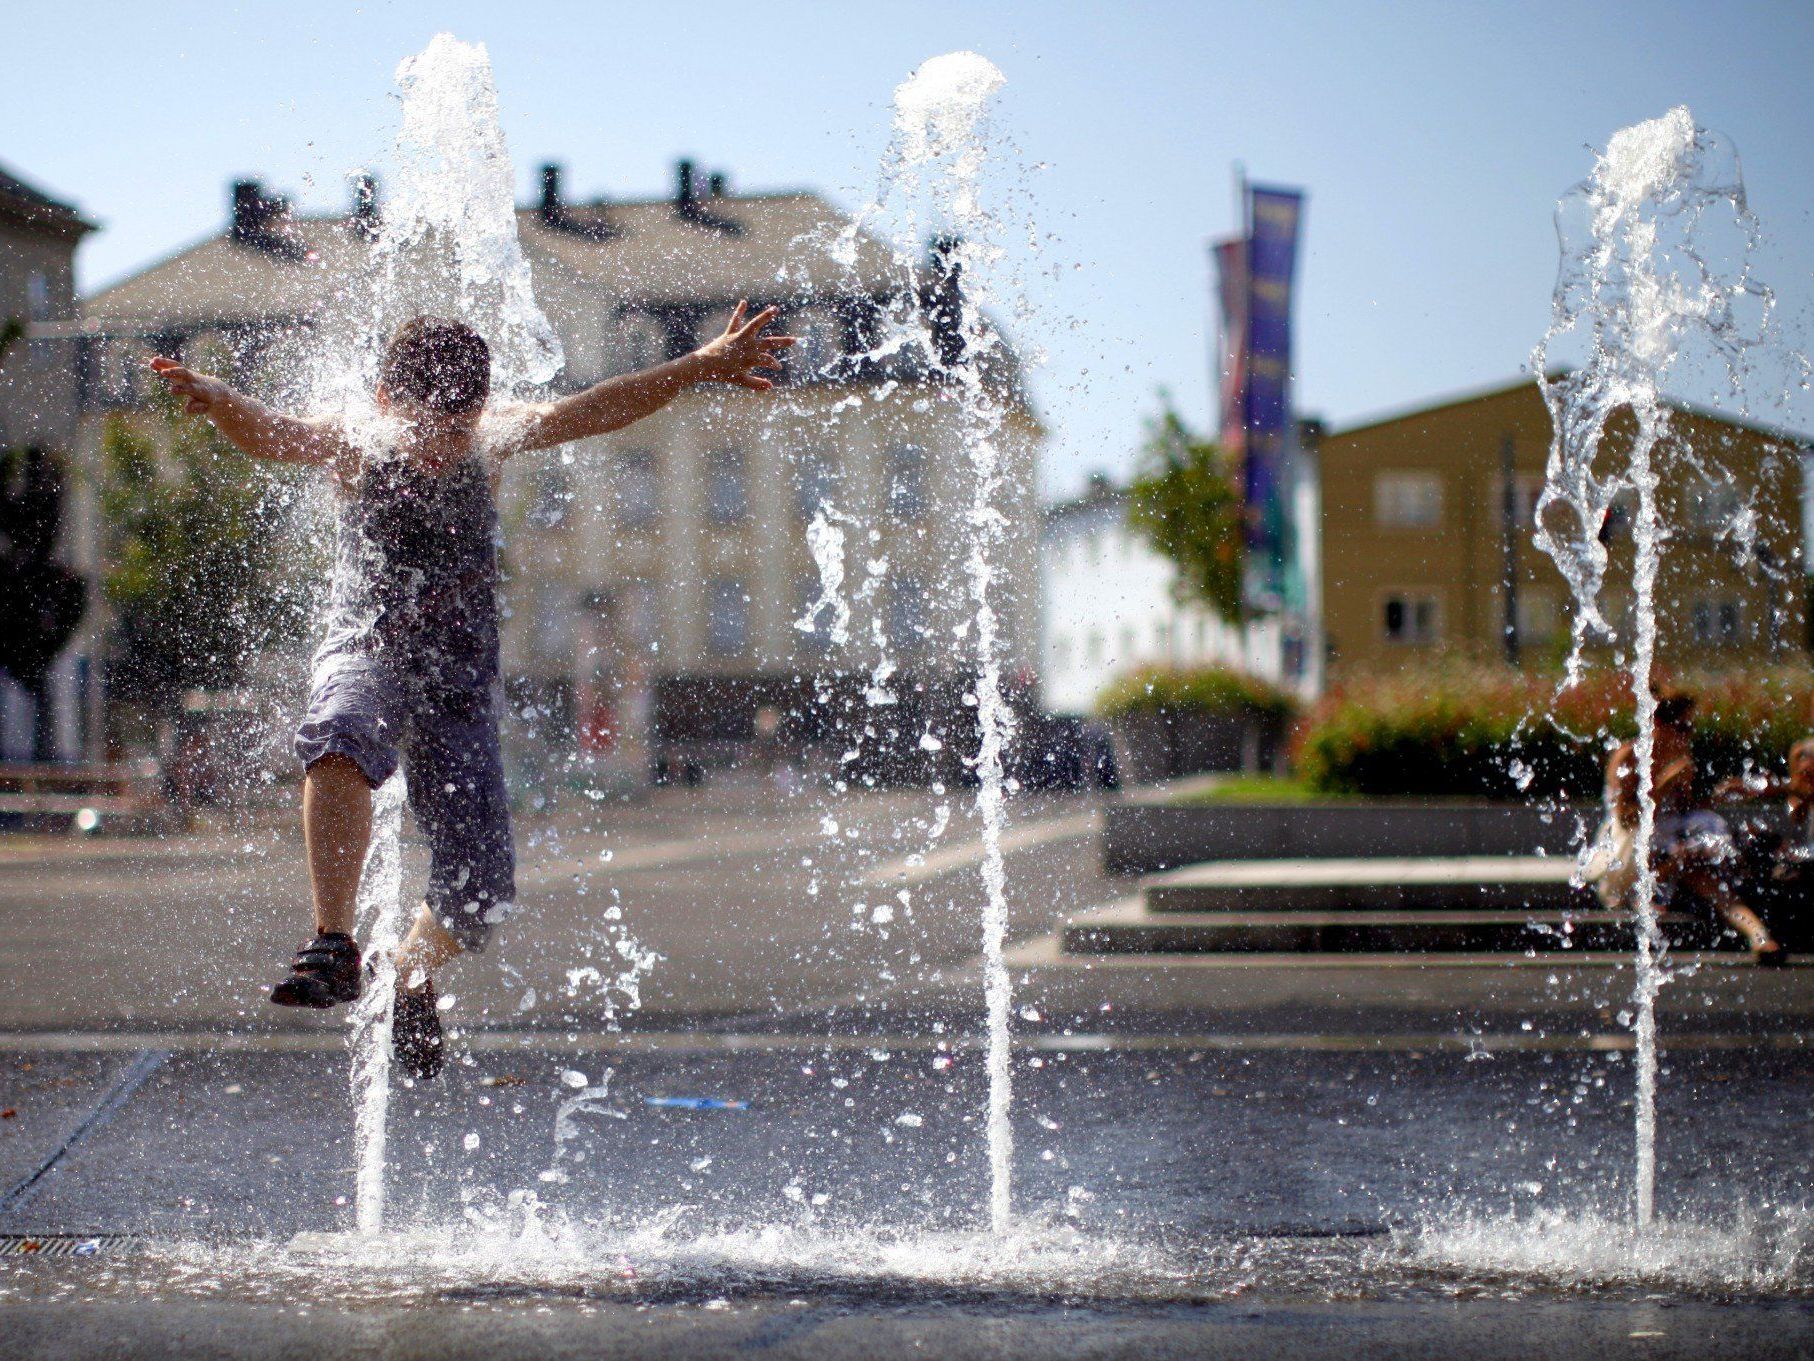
[72,164,1043,776]
[1319,377,1806,679]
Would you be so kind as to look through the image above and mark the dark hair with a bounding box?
[1654,689,1696,730]
[380,316,490,415]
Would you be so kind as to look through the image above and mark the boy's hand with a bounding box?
[692,301,796,391]
[147,355,231,416]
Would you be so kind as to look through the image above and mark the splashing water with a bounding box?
[795,506,852,648]
[321,34,567,1232]
[889,52,1017,1233]
[857,547,897,708]
[305,33,563,428]
[1411,1205,1814,1294]
[349,777,406,1233]
[1531,106,1775,1230]
[544,1068,619,1185]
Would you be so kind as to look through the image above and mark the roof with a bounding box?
[1042,476,1126,536]
[1329,372,1811,452]
[82,190,911,330]
[0,163,95,242]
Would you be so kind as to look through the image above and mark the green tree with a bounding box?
[0,447,87,756]
[97,393,310,705]
[1126,402,1246,623]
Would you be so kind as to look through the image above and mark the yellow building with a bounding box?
[1319,378,1806,680]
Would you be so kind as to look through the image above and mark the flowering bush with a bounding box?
[1292,666,1813,799]
[1096,665,1297,726]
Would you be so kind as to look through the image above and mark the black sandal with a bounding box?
[270,933,363,1008]
[393,979,445,1081]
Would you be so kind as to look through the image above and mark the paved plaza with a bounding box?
[3,788,1812,1357]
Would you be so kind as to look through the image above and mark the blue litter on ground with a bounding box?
[643,1096,750,1111]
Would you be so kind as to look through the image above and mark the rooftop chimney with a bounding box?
[922,234,966,369]
[349,172,379,240]
[228,179,305,260]
[540,162,564,224]
[230,180,271,240]
[673,158,742,234]
[536,160,617,240]
[708,171,728,199]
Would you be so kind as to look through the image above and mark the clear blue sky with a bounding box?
[9,0,1813,495]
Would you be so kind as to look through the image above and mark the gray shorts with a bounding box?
[294,653,516,952]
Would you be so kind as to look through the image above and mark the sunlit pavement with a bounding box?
[3,791,1813,1356]
[2,1043,1813,1355]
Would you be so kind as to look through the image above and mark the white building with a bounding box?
[1038,470,1319,714]
[68,164,1044,777]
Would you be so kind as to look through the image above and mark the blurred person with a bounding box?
[1715,721,1814,945]
[148,303,794,1077]
[1587,690,1784,964]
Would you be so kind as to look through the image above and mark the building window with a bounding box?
[1382,594,1439,644]
[1515,591,1559,644]
[707,578,749,657]
[25,271,52,321]
[888,575,928,655]
[796,452,838,521]
[1601,489,1636,544]
[616,450,658,529]
[529,461,572,530]
[706,448,747,525]
[617,580,659,653]
[1691,597,1743,647]
[1375,472,1443,528]
[1085,629,1105,667]
[1051,634,1072,672]
[621,312,665,373]
[662,310,700,360]
[531,587,577,663]
[790,305,843,380]
[886,445,928,520]
[1687,478,1743,535]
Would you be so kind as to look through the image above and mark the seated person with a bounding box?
[1587,690,1784,964]
[1715,731,1814,942]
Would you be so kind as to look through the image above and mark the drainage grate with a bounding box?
[0,1233,136,1257]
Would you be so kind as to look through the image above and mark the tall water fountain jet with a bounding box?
[349,778,406,1233]
[1532,106,1775,1230]
[887,52,1016,1233]
[310,33,564,1233]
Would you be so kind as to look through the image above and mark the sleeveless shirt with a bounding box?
[313,452,502,696]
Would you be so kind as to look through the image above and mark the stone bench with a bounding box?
[1143,855,1589,914]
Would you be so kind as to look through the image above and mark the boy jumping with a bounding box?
[149,303,793,1077]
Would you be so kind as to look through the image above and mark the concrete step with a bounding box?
[1062,898,1728,956]
[1143,856,1587,914]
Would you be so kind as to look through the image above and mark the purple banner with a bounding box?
[1240,184,1303,592]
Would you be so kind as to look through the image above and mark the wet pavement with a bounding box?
[3,793,1813,1355]
[4,1039,1811,1242]
[2,1036,1812,1357]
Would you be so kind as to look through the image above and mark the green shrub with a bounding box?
[1292,667,1814,800]
[1096,665,1297,726]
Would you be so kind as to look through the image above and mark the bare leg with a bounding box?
[303,754,373,937]
[395,905,464,993]
[1716,899,1781,956]
[1685,868,1781,956]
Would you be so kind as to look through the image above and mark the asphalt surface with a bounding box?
[0,786,1112,1032]
[2,785,1812,1357]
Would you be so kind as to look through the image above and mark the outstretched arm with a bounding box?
[499,301,794,456]
[147,357,353,470]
